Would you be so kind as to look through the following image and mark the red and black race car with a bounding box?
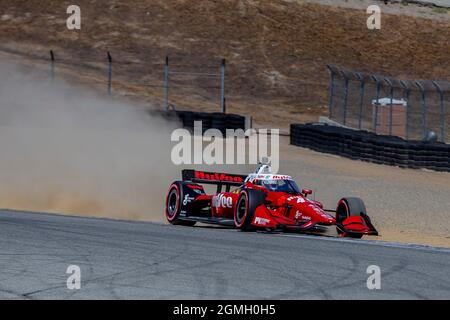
[165,164,378,238]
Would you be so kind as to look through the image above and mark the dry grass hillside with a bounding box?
[0,0,449,127]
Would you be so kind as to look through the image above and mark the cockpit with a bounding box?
[254,178,300,194]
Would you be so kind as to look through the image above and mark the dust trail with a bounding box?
[0,61,180,221]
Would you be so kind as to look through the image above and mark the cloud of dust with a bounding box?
[0,61,180,222]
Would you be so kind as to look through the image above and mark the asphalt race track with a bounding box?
[0,209,449,299]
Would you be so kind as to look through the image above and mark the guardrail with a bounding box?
[291,123,450,172]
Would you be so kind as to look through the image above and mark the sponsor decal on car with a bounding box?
[271,175,292,180]
[183,195,195,205]
[247,174,293,182]
[287,196,306,203]
[195,171,244,183]
[254,217,270,225]
[212,194,233,208]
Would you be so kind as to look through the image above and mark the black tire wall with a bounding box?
[290,124,450,172]
[151,110,246,134]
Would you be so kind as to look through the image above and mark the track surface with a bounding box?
[1,210,449,299]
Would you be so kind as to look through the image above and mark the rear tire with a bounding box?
[165,182,196,226]
[234,189,266,231]
[336,197,366,239]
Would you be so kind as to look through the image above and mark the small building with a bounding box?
[372,98,407,138]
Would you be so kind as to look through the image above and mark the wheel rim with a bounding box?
[167,188,178,218]
[336,201,349,223]
[236,195,247,224]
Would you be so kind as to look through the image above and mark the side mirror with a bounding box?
[302,189,313,197]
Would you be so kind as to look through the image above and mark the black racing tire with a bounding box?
[336,197,367,239]
[234,189,266,231]
[165,182,196,226]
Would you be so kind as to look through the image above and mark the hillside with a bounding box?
[0,0,449,127]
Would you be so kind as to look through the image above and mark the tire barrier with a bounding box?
[290,123,450,172]
[150,110,246,134]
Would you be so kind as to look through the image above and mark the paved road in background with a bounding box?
[0,210,449,299]
[312,0,450,9]
[415,0,450,7]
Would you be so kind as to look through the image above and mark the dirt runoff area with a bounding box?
[278,136,450,248]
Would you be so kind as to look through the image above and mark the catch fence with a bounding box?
[327,65,450,143]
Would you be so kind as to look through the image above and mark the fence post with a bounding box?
[415,81,427,139]
[107,51,112,95]
[356,73,365,130]
[164,56,169,111]
[400,80,411,140]
[220,59,226,113]
[384,78,394,136]
[223,97,226,114]
[341,71,349,126]
[327,65,335,119]
[432,81,445,142]
[50,50,55,81]
[372,75,381,134]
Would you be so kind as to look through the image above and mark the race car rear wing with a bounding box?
[182,169,247,192]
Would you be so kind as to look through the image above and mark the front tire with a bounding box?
[234,189,265,231]
[165,182,196,226]
[336,197,366,239]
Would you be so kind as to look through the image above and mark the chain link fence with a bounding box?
[163,56,225,112]
[1,47,227,114]
[327,65,450,143]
